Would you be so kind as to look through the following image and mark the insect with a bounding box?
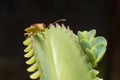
[24,23,46,38]
[24,19,66,38]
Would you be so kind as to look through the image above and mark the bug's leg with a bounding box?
[24,33,29,38]
[52,19,67,25]
[36,32,46,40]
[47,19,67,29]
[41,33,46,40]
[24,32,32,38]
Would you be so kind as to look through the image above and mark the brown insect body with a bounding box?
[24,23,46,37]
[24,19,66,37]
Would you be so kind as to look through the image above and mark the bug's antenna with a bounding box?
[52,19,67,24]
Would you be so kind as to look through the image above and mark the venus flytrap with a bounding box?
[23,22,107,80]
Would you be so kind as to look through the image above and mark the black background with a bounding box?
[0,0,119,80]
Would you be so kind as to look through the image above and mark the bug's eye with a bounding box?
[42,23,46,28]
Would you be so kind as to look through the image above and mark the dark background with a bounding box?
[0,0,119,80]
